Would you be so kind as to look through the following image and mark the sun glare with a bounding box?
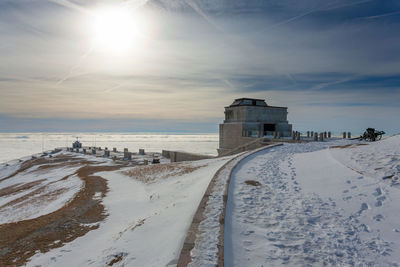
[90,6,147,53]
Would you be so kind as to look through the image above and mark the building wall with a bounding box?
[219,123,256,151]
[164,151,213,162]
[224,106,288,123]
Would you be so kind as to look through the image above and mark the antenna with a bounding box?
[42,133,44,153]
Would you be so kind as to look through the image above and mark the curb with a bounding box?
[177,143,283,266]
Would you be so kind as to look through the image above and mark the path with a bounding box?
[225,141,400,266]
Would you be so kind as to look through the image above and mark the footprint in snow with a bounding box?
[373,214,384,222]
[358,203,369,215]
[360,223,370,232]
[373,187,382,196]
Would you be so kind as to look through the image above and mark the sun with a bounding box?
[89,6,146,53]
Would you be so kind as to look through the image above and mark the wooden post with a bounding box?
[113,147,117,152]
[324,131,327,139]
[139,149,145,155]
[307,131,310,138]
[273,131,277,139]
[347,132,351,139]
[328,132,331,138]
[319,132,324,141]
[92,149,96,155]
[296,132,301,141]
[277,132,281,139]
[314,132,318,141]
[343,132,346,139]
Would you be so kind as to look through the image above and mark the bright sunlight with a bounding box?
[89,6,147,53]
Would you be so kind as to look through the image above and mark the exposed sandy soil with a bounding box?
[245,180,262,186]
[0,154,123,266]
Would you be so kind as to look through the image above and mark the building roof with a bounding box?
[227,98,287,109]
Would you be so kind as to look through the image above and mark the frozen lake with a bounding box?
[0,133,219,163]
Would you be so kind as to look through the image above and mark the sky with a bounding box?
[0,0,399,134]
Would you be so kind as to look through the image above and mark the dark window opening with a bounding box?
[264,124,275,131]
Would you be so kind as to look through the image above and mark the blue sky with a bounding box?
[0,0,399,134]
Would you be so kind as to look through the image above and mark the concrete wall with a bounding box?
[219,123,256,151]
[224,106,288,123]
[163,150,214,162]
[218,137,270,157]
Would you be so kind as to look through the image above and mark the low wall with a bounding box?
[218,137,269,157]
[162,150,214,163]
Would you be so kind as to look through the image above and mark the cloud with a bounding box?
[0,0,399,133]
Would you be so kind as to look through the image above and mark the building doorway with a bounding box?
[263,124,275,136]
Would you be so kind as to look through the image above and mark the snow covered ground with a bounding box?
[3,135,400,266]
[225,135,400,266]
[27,157,231,266]
[0,155,84,224]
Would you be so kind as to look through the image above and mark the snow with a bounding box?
[225,136,400,266]
[188,145,282,267]
[27,157,231,267]
[3,134,400,266]
[0,164,83,224]
[188,153,247,267]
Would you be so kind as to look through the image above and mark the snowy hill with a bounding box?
[1,136,400,266]
[0,150,232,266]
[225,135,400,266]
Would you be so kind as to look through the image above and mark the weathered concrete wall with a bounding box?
[163,150,214,162]
[162,150,171,158]
[218,137,270,157]
[224,106,288,123]
[219,123,256,151]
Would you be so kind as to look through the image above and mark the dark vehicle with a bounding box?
[360,128,385,141]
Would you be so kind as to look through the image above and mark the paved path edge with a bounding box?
[177,143,283,267]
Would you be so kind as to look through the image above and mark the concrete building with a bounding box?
[218,98,292,155]
[72,139,82,149]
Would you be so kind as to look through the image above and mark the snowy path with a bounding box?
[225,138,400,266]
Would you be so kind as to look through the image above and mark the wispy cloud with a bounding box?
[46,0,88,13]
[363,10,400,20]
[0,0,399,132]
